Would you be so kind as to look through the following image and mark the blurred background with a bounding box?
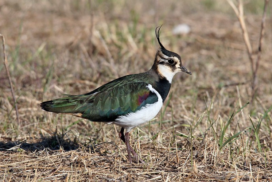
[0,0,272,181]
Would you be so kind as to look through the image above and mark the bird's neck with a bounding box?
[148,68,171,102]
[155,78,171,102]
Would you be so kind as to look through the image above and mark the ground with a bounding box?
[0,0,272,181]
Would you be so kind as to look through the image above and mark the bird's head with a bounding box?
[152,26,191,83]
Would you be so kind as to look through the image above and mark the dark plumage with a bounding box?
[41,27,191,163]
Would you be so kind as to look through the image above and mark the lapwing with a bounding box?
[41,26,191,163]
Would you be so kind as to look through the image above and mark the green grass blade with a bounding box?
[219,102,249,149]
[219,129,246,150]
[219,113,234,148]
[65,119,82,131]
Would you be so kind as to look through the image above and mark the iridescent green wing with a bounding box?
[41,74,159,121]
[78,82,158,121]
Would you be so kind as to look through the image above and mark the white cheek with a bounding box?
[157,65,176,83]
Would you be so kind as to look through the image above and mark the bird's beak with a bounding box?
[180,66,191,75]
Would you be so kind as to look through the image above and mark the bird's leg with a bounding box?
[119,128,144,163]
[119,127,126,143]
[119,128,132,162]
[124,132,145,164]
[119,128,135,154]
[124,132,133,163]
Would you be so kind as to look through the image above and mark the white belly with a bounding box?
[114,84,163,132]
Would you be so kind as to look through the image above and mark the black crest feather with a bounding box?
[155,26,181,60]
[155,25,166,50]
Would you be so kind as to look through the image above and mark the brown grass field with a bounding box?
[0,0,272,181]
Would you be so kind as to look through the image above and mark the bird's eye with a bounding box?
[168,59,174,64]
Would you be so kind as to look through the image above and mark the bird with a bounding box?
[41,26,191,163]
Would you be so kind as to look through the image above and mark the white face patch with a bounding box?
[158,60,181,82]
[156,52,181,83]
[157,64,177,83]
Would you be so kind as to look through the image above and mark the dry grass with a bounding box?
[0,0,272,181]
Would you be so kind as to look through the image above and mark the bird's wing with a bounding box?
[41,81,159,122]
[79,82,158,121]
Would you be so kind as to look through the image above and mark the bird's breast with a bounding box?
[114,84,163,132]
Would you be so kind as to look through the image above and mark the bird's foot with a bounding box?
[129,147,145,164]
[131,154,145,164]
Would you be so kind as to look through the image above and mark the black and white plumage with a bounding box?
[41,26,191,163]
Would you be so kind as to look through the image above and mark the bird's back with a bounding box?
[41,71,160,122]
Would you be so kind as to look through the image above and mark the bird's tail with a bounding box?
[41,95,85,114]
